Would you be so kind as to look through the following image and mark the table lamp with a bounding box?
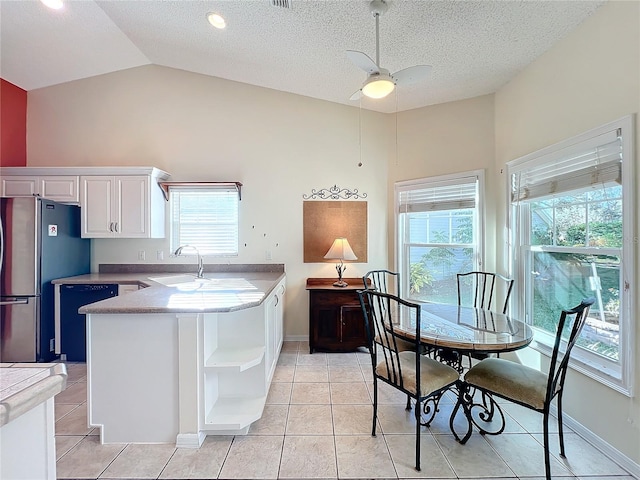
[324,237,358,287]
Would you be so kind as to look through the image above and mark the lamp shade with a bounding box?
[324,237,358,261]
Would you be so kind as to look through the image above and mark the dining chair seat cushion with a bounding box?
[465,357,548,410]
[375,351,459,397]
[375,334,415,352]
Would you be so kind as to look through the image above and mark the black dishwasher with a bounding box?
[60,284,118,361]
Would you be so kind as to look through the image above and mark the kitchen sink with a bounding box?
[148,274,213,286]
[148,274,257,292]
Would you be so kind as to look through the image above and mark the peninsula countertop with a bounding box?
[52,270,286,315]
[0,363,67,427]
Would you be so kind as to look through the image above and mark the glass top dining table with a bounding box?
[390,302,534,355]
[379,301,534,444]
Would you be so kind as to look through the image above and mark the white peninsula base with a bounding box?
[0,363,68,480]
[86,277,285,447]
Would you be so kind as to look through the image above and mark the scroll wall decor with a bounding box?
[303,184,368,200]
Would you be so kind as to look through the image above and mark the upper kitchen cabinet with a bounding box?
[1,166,170,238]
[1,171,79,204]
[80,168,170,238]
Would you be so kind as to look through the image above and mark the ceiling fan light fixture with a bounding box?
[40,0,63,10]
[361,75,395,99]
[206,12,226,29]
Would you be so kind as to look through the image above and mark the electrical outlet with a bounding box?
[156,250,164,260]
[50,338,55,352]
[138,250,146,261]
[265,250,272,261]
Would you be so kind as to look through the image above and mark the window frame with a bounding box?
[168,184,240,257]
[395,169,485,301]
[506,115,635,396]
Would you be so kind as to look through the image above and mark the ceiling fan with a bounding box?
[347,0,432,100]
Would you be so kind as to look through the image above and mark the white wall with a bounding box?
[389,94,496,269]
[26,65,390,338]
[494,0,640,466]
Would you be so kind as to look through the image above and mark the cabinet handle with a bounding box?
[114,222,119,233]
[109,222,114,232]
[274,295,279,307]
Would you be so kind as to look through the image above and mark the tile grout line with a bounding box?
[95,443,127,480]
[155,445,179,480]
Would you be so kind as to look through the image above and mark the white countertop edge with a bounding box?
[0,364,67,427]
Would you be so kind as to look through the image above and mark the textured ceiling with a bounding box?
[0,0,605,113]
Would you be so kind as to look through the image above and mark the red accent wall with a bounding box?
[1,79,27,167]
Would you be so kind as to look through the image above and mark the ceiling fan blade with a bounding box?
[393,65,433,86]
[346,50,380,75]
[349,90,363,101]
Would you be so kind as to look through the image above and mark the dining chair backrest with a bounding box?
[357,289,421,391]
[362,269,400,296]
[546,297,594,402]
[457,271,514,314]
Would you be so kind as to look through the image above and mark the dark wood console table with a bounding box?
[306,278,369,354]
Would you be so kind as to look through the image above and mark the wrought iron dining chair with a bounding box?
[455,271,515,366]
[357,289,460,471]
[363,269,400,295]
[456,271,514,314]
[363,270,415,409]
[463,297,595,480]
[362,270,414,352]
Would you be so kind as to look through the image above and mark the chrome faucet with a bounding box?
[173,245,204,278]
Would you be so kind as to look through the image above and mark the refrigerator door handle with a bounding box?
[0,297,29,306]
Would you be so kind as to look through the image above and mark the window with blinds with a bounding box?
[510,130,622,203]
[507,116,634,394]
[395,170,484,303]
[169,185,239,256]
[397,177,478,213]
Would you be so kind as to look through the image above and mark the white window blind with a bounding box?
[170,185,239,256]
[397,175,478,213]
[510,130,622,203]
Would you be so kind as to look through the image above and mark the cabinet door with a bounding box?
[274,284,284,352]
[265,293,277,381]
[39,176,79,203]
[116,176,149,237]
[81,176,115,238]
[311,303,342,351]
[339,304,367,349]
[2,176,37,196]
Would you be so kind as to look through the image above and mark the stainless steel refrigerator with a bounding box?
[0,196,90,362]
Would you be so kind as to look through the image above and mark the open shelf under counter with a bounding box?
[203,346,265,372]
[203,396,266,431]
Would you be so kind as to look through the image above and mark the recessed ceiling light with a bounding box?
[40,0,64,10]
[206,12,226,29]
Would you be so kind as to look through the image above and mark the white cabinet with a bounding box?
[0,166,170,237]
[200,278,285,435]
[80,172,167,238]
[265,281,285,382]
[1,176,36,196]
[1,175,79,203]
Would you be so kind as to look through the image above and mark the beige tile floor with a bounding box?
[54,342,635,479]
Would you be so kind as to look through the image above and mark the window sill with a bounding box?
[530,339,632,397]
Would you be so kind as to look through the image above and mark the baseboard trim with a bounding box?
[284,335,308,342]
[175,432,206,449]
[550,405,640,478]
